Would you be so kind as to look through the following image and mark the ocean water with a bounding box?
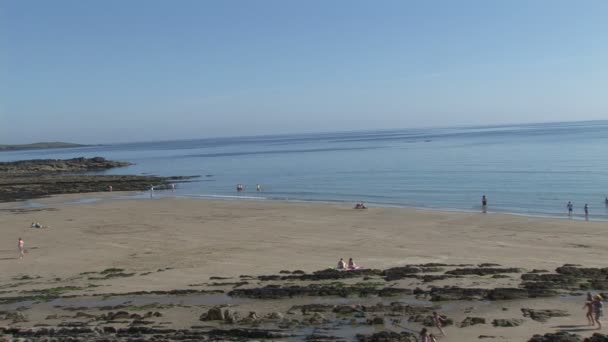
[2,121,608,220]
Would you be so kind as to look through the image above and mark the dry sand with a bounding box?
[1,194,607,340]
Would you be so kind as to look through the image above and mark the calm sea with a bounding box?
[3,121,608,220]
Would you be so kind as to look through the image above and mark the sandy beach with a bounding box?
[1,195,607,341]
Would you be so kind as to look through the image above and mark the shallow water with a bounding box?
[3,121,608,220]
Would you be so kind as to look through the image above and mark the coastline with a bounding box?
[10,190,608,223]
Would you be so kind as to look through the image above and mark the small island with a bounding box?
[0,157,194,202]
[0,142,90,152]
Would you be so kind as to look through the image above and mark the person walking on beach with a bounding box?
[567,201,573,217]
[482,194,488,213]
[432,311,446,336]
[593,294,603,329]
[584,292,594,325]
[18,238,24,259]
[584,203,589,218]
[149,185,154,198]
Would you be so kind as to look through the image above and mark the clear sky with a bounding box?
[2,0,607,144]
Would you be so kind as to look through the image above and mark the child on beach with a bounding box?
[593,294,603,329]
[584,292,594,325]
[419,328,430,342]
[18,238,24,259]
[433,311,446,336]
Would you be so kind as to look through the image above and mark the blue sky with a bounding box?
[2,0,607,144]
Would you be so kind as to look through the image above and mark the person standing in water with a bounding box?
[567,201,573,217]
[18,238,24,259]
[584,204,589,219]
[481,195,488,213]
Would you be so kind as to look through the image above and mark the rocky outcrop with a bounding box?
[446,268,523,276]
[228,284,410,299]
[0,157,131,174]
[521,308,569,322]
[460,316,486,327]
[492,318,524,327]
[356,331,417,342]
[528,332,583,341]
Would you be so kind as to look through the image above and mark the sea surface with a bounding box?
[2,121,608,220]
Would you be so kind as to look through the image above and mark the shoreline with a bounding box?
[8,190,608,223]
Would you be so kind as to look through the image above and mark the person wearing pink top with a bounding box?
[18,238,24,259]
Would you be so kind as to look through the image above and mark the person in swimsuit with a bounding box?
[433,311,446,336]
[584,292,594,325]
[18,238,24,259]
[337,258,346,270]
[593,294,603,329]
[567,201,573,217]
[419,328,430,342]
[348,258,358,270]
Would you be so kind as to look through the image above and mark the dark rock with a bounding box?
[208,328,292,339]
[199,306,224,321]
[429,286,488,301]
[521,308,569,322]
[460,316,486,327]
[356,331,417,342]
[265,312,284,320]
[307,312,328,324]
[446,268,523,276]
[492,318,524,327]
[487,288,529,300]
[555,266,608,278]
[223,309,241,323]
[366,316,385,325]
[378,288,413,297]
[528,331,583,341]
[383,266,422,281]
[583,333,608,342]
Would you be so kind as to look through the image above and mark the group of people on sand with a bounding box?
[354,202,367,209]
[337,258,360,270]
[584,292,604,329]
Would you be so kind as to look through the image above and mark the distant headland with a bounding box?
[0,142,90,152]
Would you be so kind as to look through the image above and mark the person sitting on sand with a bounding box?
[337,258,346,270]
[584,292,594,325]
[347,258,359,270]
[593,294,603,329]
